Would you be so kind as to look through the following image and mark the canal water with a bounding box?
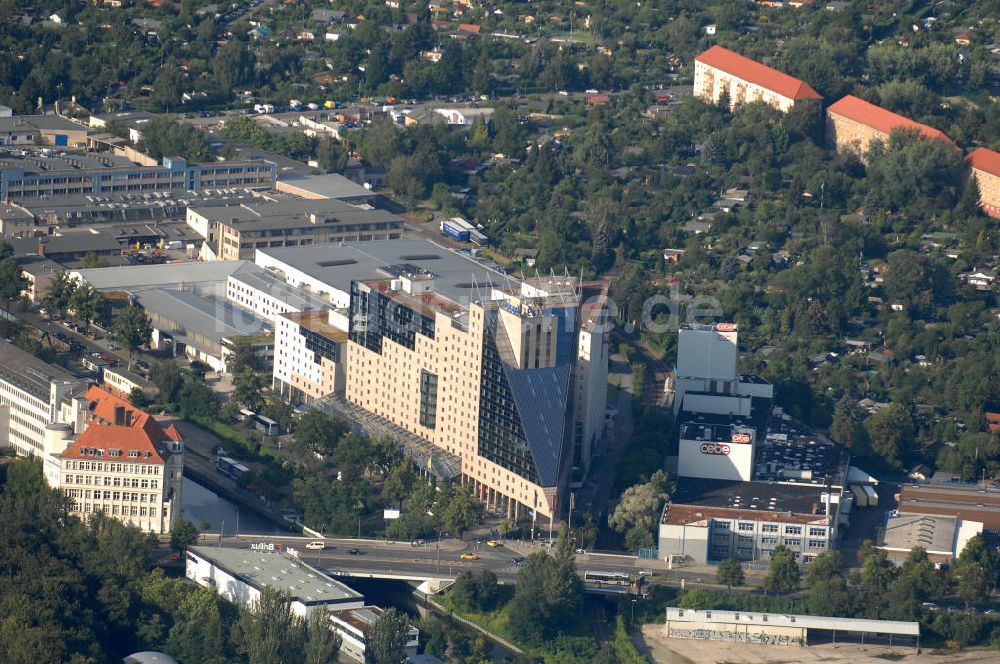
[180,477,283,535]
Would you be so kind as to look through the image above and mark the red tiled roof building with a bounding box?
[826,94,955,155]
[968,148,1000,218]
[693,45,822,112]
[59,387,184,534]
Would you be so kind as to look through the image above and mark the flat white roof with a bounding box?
[665,608,919,636]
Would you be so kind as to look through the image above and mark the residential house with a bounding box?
[826,95,954,155]
[963,268,997,290]
[693,45,822,112]
[513,248,538,267]
[968,147,1000,218]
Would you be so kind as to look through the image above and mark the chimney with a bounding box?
[37,240,45,256]
[114,405,125,426]
[124,410,133,427]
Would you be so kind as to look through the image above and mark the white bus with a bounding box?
[584,570,631,586]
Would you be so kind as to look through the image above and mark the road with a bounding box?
[203,533,732,594]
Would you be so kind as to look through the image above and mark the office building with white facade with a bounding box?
[658,323,855,564]
[0,341,84,484]
[59,387,184,535]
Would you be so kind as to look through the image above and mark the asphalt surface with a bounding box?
[203,533,732,594]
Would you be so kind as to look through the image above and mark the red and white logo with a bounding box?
[716,322,735,332]
[731,433,751,444]
[700,443,731,455]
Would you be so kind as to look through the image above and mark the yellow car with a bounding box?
[460,553,479,561]
[486,540,500,548]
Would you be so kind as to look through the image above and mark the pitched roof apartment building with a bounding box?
[58,386,184,535]
[825,94,954,154]
[693,45,822,112]
[968,147,1000,218]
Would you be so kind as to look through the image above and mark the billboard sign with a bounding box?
[731,433,751,444]
[700,443,731,456]
[716,322,736,332]
[383,509,401,520]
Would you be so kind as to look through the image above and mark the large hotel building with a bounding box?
[693,45,822,112]
[258,240,609,522]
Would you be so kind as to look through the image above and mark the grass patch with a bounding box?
[188,415,260,461]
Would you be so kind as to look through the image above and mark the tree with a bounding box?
[608,470,670,551]
[225,340,259,375]
[304,607,341,664]
[237,587,306,664]
[715,558,745,590]
[178,377,219,419]
[109,305,153,361]
[0,257,27,308]
[508,529,583,644]
[128,387,149,409]
[170,518,199,551]
[475,569,500,611]
[150,361,184,404]
[957,175,984,219]
[165,587,229,664]
[440,485,483,539]
[233,370,266,413]
[830,396,862,449]
[365,41,391,91]
[382,463,415,507]
[764,545,801,594]
[68,283,109,331]
[366,607,409,664]
[865,403,913,467]
[43,270,77,315]
[138,117,211,162]
[213,40,254,94]
[954,535,995,608]
[805,550,845,586]
[293,410,349,457]
[82,252,109,269]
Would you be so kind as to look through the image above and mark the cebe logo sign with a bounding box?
[731,433,751,444]
[716,323,736,332]
[700,443,731,455]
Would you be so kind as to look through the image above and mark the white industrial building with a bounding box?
[330,606,420,662]
[664,607,919,648]
[185,545,418,662]
[185,545,365,615]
